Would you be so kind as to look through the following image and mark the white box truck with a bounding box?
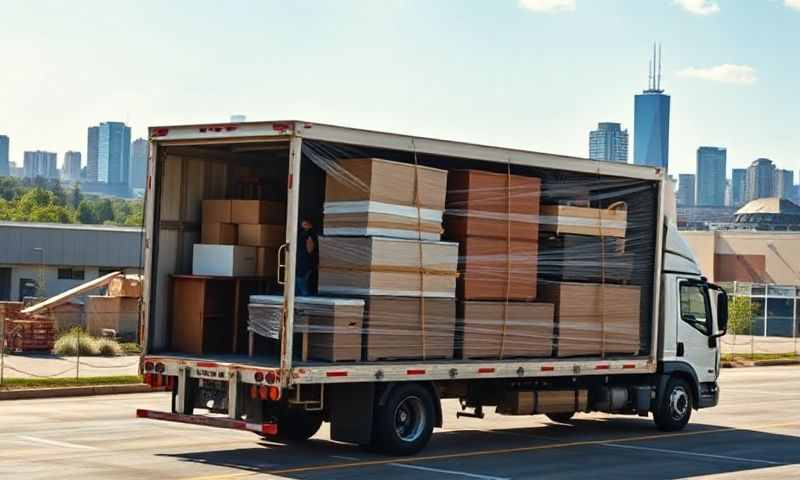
[137,120,727,455]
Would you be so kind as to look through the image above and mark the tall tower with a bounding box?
[588,122,628,162]
[695,147,726,206]
[634,44,671,170]
[0,135,9,177]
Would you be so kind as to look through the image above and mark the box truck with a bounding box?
[137,120,727,455]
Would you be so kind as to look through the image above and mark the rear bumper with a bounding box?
[136,409,278,435]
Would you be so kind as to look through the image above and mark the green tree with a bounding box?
[14,188,55,218]
[50,180,67,206]
[29,205,73,223]
[92,198,114,223]
[728,295,754,335]
[69,185,82,209]
[77,200,98,224]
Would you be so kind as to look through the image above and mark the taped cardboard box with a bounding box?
[249,296,364,362]
[202,223,238,245]
[238,224,285,247]
[540,282,641,357]
[539,204,627,238]
[202,200,232,224]
[86,296,139,339]
[538,233,633,284]
[459,301,554,359]
[457,237,538,301]
[445,170,541,241]
[231,200,286,225]
[325,158,448,210]
[363,297,455,361]
[318,236,458,298]
[108,274,144,298]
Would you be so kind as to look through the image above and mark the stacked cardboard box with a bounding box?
[458,302,554,359]
[538,233,634,284]
[323,158,447,240]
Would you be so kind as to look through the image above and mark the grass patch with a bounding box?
[53,327,127,357]
[120,342,142,355]
[721,352,798,362]
[0,375,143,390]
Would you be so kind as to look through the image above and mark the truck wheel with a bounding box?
[276,408,323,442]
[653,377,692,432]
[546,412,575,424]
[374,383,435,456]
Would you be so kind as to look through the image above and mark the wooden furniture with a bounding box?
[171,275,272,355]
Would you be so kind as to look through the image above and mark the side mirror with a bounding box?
[716,291,728,334]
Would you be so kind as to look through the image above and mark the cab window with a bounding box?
[680,283,710,335]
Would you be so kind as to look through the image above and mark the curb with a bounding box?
[722,359,800,368]
[0,384,166,401]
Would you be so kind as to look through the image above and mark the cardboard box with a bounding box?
[249,295,364,362]
[202,223,238,245]
[457,236,538,301]
[323,204,443,241]
[192,244,257,277]
[538,233,633,284]
[363,297,455,361]
[202,200,232,224]
[324,158,448,210]
[107,274,143,298]
[540,282,641,357]
[231,200,286,225]
[445,170,541,241]
[238,224,285,247]
[539,204,627,238]
[256,247,279,277]
[318,236,458,298]
[86,296,139,339]
[458,301,554,359]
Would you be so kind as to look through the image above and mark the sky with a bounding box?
[1,0,798,178]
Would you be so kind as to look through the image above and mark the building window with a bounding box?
[57,268,85,280]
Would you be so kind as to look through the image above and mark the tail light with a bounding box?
[144,361,154,372]
[250,385,258,399]
[259,385,268,400]
[254,371,264,382]
[268,386,281,401]
[264,371,277,384]
[155,363,165,374]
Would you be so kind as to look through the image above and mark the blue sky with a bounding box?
[1,0,798,177]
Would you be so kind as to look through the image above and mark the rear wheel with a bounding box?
[653,377,692,431]
[276,407,323,442]
[374,384,435,456]
[546,412,575,424]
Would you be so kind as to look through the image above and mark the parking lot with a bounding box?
[1,365,798,480]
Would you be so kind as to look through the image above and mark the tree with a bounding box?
[29,205,73,223]
[69,185,82,209]
[92,198,114,223]
[77,200,97,224]
[15,188,55,218]
[50,180,67,206]
[728,295,754,335]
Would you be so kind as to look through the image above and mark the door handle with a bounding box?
[277,243,288,285]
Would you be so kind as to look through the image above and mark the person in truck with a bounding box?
[295,217,318,296]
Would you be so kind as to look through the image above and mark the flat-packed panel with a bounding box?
[538,233,633,284]
[324,158,447,210]
[323,204,443,241]
[458,237,538,301]
[363,297,455,361]
[459,301,554,359]
[540,282,641,357]
[318,236,458,297]
[539,204,627,238]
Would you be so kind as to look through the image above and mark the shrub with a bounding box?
[95,338,124,357]
[53,329,99,356]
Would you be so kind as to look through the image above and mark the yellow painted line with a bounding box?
[182,421,800,480]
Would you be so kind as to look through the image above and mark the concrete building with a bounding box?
[589,122,628,162]
[746,158,776,201]
[0,135,9,177]
[0,222,143,301]
[62,151,82,181]
[731,168,747,207]
[129,137,148,191]
[677,173,695,206]
[696,147,726,206]
[87,126,99,182]
[97,122,131,184]
[775,169,794,200]
[23,151,58,179]
[633,46,670,169]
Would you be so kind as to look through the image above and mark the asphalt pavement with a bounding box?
[1,365,798,479]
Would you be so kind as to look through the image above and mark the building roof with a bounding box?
[735,197,800,215]
[0,221,143,268]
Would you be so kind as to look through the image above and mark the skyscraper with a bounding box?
[129,138,148,190]
[731,168,747,206]
[87,126,99,182]
[677,173,695,206]
[0,135,9,177]
[695,147,726,206]
[634,44,671,170]
[746,158,776,201]
[23,151,58,179]
[589,122,628,162]
[88,122,131,184]
[775,169,794,200]
[63,151,82,181]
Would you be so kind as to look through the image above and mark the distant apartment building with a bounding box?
[731,168,747,207]
[23,151,58,179]
[696,147,726,206]
[746,158,776,201]
[95,122,131,184]
[775,169,794,200]
[0,135,9,177]
[62,151,82,181]
[129,138,148,190]
[677,173,695,206]
[86,126,99,182]
[589,122,628,162]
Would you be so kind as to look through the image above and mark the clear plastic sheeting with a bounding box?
[243,138,660,363]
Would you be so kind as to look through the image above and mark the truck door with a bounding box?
[676,280,718,383]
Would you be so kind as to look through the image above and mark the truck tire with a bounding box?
[546,412,575,424]
[653,377,692,431]
[374,383,435,456]
[276,408,323,442]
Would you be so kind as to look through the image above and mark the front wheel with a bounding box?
[653,377,692,431]
[374,384,435,456]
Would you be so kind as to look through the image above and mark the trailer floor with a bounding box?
[2,366,799,480]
